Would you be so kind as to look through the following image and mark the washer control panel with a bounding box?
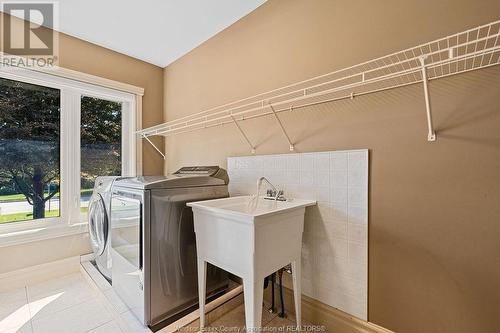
[173,166,220,175]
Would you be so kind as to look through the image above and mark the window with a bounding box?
[0,67,137,230]
[80,96,123,216]
[0,78,61,224]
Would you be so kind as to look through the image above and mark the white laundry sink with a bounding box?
[189,195,315,218]
[188,195,316,331]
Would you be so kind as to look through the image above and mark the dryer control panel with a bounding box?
[173,166,220,175]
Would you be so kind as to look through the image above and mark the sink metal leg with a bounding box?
[243,276,264,332]
[291,257,302,330]
[269,273,276,313]
[197,258,207,330]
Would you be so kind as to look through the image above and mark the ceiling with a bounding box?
[6,0,266,67]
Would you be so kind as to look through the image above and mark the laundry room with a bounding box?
[0,1,499,333]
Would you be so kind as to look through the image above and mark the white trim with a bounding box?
[136,96,143,176]
[40,66,145,96]
[0,222,88,248]
[121,96,137,177]
[0,65,136,102]
[0,216,62,236]
[61,89,82,225]
[0,64,141,240]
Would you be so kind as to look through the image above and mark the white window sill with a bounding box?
[0,222,88,248]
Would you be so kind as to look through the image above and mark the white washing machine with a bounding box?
[88,176,122,281]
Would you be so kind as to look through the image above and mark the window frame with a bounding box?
[0,66,138,238]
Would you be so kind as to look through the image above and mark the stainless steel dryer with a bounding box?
[110,166,229,329]
[88,176,123,281]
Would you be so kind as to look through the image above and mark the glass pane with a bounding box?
[80,96,122,215]
[0,77,61,224]
[111,194,142,268]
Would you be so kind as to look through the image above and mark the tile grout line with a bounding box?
[82,319,121,333]
[32,296,98,321]
[80,264,142,333]
[26,281,98,323]
[24,285,34,333]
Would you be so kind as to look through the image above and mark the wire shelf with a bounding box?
[138,20,500,155]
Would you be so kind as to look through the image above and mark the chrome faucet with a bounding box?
[266,189,286,201]
[247,177,286,212]
[257,177,286,201]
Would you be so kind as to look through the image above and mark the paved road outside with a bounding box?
[0,196,91,215]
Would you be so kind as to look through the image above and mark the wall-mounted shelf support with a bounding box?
[230,115,256,154]
[269,104,295,151]
[143,134,166,160]
[137,20,500,156]
[419,57,437,142]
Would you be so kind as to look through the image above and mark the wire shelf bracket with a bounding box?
[137,19,500,157]
[269,103,295,151]
[420,57,436,141]
[143,134,166,160]
[230,114,256,154]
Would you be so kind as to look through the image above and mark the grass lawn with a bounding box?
[0,207,89,224]
[0,193,31,201]
[0,189,93,202]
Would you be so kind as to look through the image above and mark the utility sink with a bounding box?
[188,195,316,218]
[188,195,316,332]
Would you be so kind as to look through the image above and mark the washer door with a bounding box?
[88,193,109,256]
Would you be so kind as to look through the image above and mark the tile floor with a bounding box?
[0,266,326,333]
[0,272,120,333]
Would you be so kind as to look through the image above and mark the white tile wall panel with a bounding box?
[227,149,368,320]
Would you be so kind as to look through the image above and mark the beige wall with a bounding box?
[0,14,164,273]
[163,1,500,332]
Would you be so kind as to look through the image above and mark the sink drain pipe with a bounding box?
[271,273,276,313]
[264,269,286,317]
[278,269,285,317]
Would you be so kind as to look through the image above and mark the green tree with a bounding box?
[0,78,122,220]
[0,78,60,219]
[80,96,121,189]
